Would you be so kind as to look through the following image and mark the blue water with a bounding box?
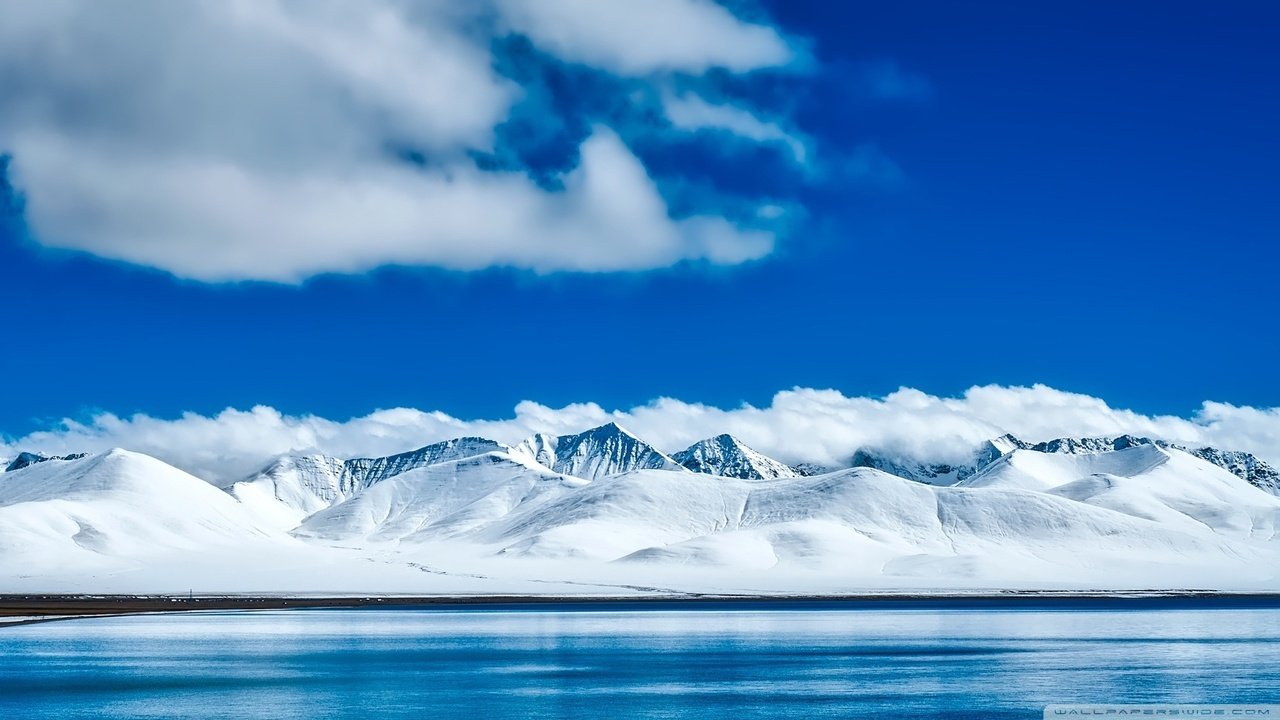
[2,602,1279,719]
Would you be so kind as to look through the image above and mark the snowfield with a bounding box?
[1,425,1278,595]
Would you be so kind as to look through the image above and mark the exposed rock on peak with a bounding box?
[4,451,89,473]
[673,434,797,480]
[541,422,685,481]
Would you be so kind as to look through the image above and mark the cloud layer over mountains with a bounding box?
[4,384,1278,484]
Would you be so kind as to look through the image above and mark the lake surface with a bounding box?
[3,601,1279,719]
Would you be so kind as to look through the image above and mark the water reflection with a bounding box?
[2,605,1278,719]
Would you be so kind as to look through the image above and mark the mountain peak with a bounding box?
[987,433,1026,450]
[513,433,557,468]
[547,423,682,480]
[673,435,796,480]
[586,421,633,437]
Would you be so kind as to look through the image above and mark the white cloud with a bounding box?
[495,0,794,75]
[0,0,795,282]
[13,126,772,281]
[5,385,1278,484]
[662,92,809,164]
[657,94,902,186]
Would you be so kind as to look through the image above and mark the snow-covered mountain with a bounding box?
[672,434,797,479]
[847,433,1280,496]
[2,424,1279,594]
[1028,435,1154,455]
[850,434,1026,486]
[295,451,584,544]
[792,462,837,477]
[958,444,1280,540]
[483,459,1277,583]
[4,450,88,473]
[0,450,281,568]
[513,433,556,467]
[1025,435,1280,494]
[849,450,965,485]
[346,437,509,487]
[520,422,685,481]
[226,437,511,528]
[226,453,355,529]
[1185,446,1280,495]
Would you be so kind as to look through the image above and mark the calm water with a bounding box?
[2,602,1279,719]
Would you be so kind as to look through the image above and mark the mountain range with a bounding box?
[2,422,1278,594]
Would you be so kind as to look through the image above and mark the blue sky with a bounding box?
[1,0,1277,441]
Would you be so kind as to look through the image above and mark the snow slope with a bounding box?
[959,445,1173,492]
[1187,446,1280,495]
[960,445,1280,540]
[226,454,352,529]
[227,436,510,529]
[489,466,1243,575]
[0,450,280,566]
[1027,435,1280,494]
[295,451,585,543]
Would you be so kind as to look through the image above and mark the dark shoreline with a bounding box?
[4,591,1280,625]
